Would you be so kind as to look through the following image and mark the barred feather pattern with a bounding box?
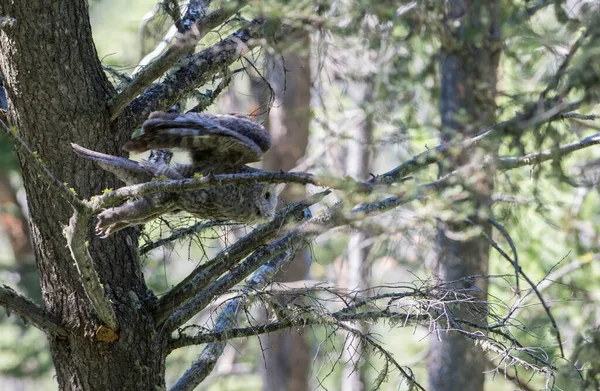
[96,172,277,236]
[123,111,271,173]
[73,112,277,237]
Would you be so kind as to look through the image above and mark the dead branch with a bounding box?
[63,209,119,331]
[482,230,565,358]
[167,278,556,390]
[498,132,600,170]
[152,191,329,325]
[110,2,249,122]
[0,284,67,337]
[169,250,296,391]
[139,219,226,255]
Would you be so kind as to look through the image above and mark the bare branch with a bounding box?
[167,277,557,390]
[88,170,365,212]
[62,209,119,332]
[0,116,119,332]
[487,217,520,294]
[110,2,248,122]
[0,284,67,337]
[186,69,234,113]
[481,229,565,358]
[498,132,600,169]
[161,214,323,330]
[485,358,538,391]
[169,250,295,391]
[139,219,226,255]
[153,191,329,325]
[171,312,428,349]
[371,99,584,185]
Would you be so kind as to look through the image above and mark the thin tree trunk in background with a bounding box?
[252,30,311,391]
[0,170,40,301]
[341,85,374,391]
[428,2,501,391]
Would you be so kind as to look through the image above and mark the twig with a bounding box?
[498,132,600,169]
[110,1,247,121]
[163,0,184,32]
[0,284,68,337]
[542,29,588,99]
[139,219,226,255]
[138,2,164,58]
[88,171,366,212]
[487,218,520,294]
[0,120,85,211]
[370,99,584,185]
[186,69,234,113]
[153,191,329,325]
[561,112,599,121]
[169,250,295,391]
[481,230,565,358]
[170,312,427,349]
[485,358,538,391]
[162,213,325,331]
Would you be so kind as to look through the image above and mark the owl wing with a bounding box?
[123,112,270,173]
[71,143,154,185]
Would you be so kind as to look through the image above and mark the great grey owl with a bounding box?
[72,111,276,237]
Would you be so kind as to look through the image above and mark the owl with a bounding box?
[123,111,272,175]
[72,112,276,237]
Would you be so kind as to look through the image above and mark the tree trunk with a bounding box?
[0,2,166,389]
[0,170,40,301]
[341,84,374,391]
[253,31,312,391]
[428,2,501,391]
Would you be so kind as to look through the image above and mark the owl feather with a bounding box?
[123,112,271,173]
[72,112,276,237]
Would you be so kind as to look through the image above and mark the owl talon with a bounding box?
[95,212,115,238]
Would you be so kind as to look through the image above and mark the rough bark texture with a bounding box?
[0,2,166,390]
[428,2,501,391]
[253,31,311,391]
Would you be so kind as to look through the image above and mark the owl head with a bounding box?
[253,184,277,222]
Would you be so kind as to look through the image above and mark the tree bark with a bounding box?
[428,2,501,391]
[253,30,312,391]
[0,2,166,389]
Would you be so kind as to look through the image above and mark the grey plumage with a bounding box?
[123,111,271,174]
[72,111,276,237]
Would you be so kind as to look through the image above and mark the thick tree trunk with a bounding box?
[253,31,311,391]
[428,2,501,391]
[0,2,166,390]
